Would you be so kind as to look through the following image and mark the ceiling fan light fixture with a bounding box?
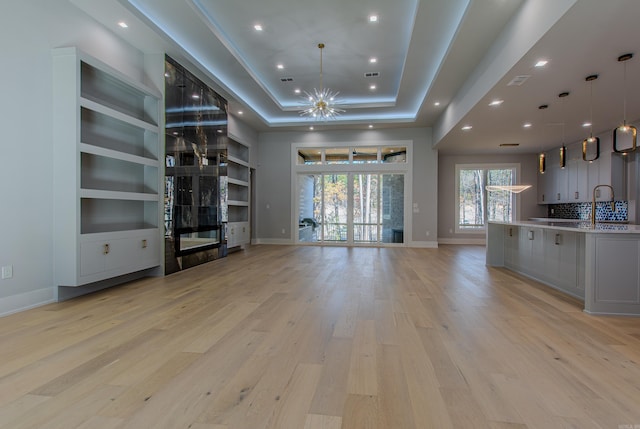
[300,43,345,120]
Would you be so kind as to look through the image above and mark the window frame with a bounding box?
[454,163,522,234]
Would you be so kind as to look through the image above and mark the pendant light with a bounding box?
[582,74,600,162]
[558,92,569,168]
[538,104,548,174]
[300,43,345,120]
[613,53,636,154]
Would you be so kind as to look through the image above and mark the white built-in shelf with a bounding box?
[225,138,251,247]
[53,47,162,287]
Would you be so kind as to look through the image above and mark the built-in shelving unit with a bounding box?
[226,138,250,248]
[53,47,162,288]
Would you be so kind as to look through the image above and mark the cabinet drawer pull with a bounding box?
[103,243,110,255]
[142,239,148,249]
[557,193,561,201]
[528,230,534,240]
[575,191,579,199]
[555,234,561,245]
[508,227,513,237]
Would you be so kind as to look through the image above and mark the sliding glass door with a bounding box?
[297,173,404,245]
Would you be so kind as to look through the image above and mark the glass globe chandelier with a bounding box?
[300,43,345,120]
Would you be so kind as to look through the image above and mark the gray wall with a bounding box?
[0,0,150,315]
[437,153,546,241]
[256,128,438,244]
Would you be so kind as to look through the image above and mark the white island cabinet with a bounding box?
[487,221,640,316]
[52,47,162,289]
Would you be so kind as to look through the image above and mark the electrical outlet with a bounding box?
[281,228,286,234]
[1,265,13,279]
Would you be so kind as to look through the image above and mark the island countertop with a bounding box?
[488,220,640,234]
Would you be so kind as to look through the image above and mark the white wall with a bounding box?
[0,0,150,315]
[437,153,546,242]
[256,128,438,246]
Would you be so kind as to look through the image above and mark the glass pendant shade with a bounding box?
[613,124,637,154]
[582,136,600,161]
[560,146,566,168]
[538,152,546,173]
[613,53,636,154]
[583,74,600,162]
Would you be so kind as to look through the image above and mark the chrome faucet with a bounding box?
[591,184,615,227]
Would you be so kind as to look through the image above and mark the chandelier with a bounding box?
[300,43,345,120]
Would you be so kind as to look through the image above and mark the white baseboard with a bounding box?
[0,287,56,317]
[438,237,486,245]
[254,238,440,248]
[253,238,293,245]
[408,240,439,248]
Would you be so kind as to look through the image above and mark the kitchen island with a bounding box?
[487,220,640,316]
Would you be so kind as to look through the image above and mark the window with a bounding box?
[297,146,407,165]
[455,164,519,232]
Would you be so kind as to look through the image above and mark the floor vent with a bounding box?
[364,72,380,78]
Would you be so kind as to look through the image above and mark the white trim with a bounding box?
[438,237,486,245]
[0,287,56,317]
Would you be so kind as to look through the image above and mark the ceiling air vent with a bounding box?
[280,77,294,82]
[364,72,380,78]
[499,143,520,147]
[507,75,531,86]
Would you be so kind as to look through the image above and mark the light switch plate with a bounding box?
[1,265,13,279]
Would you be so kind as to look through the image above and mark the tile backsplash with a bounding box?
[548,201,628,221]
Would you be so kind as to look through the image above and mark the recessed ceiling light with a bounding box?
[369,57,377,64]
[191,94,200,100]
[277,64,284,70]
[523,122,532,128]
[254,24,263,31]
[369,15,379,23]
[309,126,314,131]
[238,111,244,115]
[217,129,223,133]
[461,125,473,131]
[582,122,591,127]
[172,132,179,136]
[535,59,548,67]
[294,89,301,94]
[118,21,128,28]
[434,101,440,106]
[489,99,504,106]
[369,85,377,90]
[368,124,373,128]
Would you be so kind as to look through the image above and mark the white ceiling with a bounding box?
[71,0,640,154]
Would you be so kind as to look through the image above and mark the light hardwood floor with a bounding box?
[1,244,640,428]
